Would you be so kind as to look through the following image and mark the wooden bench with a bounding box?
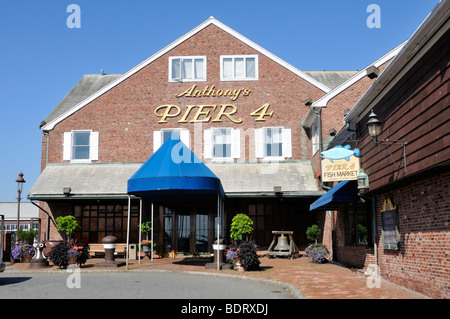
[88,243,128,257]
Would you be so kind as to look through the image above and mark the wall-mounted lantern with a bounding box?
[357,168,369,189]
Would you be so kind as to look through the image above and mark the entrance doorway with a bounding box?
[162,205,217,255]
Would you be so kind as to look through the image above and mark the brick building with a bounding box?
[312,0,449,299]
[29,17,400,259]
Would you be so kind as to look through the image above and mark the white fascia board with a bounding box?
[42,17,330,131]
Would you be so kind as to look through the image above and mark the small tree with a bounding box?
[306,224,321,244]
[140,220,152,240]
[230,213,253,243]
[55,215,79,241]
[17,228,38,244]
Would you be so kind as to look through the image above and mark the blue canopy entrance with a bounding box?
[127,136,225,201]
[309,180,360,211]
[125,136,225,268]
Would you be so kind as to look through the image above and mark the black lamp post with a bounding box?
[15,172,25,246]
[366,110,382,145]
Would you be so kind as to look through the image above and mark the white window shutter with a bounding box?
[204,129,212,159]
[89,132,99,161]
[231,129,240,159]
[63,132,72,161]
[180,129,190,148]
[153,131,162,153]
[255,128,264,158]
[282,128,292,158]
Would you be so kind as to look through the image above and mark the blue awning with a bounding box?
[309,180,359,211]
[127,136,225,202]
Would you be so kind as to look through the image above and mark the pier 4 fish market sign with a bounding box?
[320,145,360,182]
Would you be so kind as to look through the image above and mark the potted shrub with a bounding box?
[11,242,35,263]
[55,215,80,241]
[236,241,260,271]
[140,239,154,253]
[305,244,329,264]
[230,213,253,244]
[17,229,38,244]
[306,224,321,244]
[49,242,70,268]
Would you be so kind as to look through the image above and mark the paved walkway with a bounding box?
[4,254,430,299]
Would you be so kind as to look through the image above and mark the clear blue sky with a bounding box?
[0,0,439,202]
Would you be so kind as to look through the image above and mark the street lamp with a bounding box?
[366,110,382,145]
[15,172,25,246]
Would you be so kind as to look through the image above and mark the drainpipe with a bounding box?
[313,108,334,260]
[371,193,378,268]
[314,108,330,191]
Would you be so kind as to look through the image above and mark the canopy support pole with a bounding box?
[151,202,154,262]
[217,192,220,271]
[126,195,131,270]
[139,198,142,264]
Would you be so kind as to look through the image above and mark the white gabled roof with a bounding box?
[41,17,331,131]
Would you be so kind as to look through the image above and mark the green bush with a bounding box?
[56,215,79,240]
[230,213,253,242]
[17,228,38,244]
[306,224,321,244]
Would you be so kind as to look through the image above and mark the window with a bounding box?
[204,128,240,161]
[345,203,371,246]
[73,203,139,245]
[169,56,206,82]
[153,129,190,153]
[264,127,283,157]
[255,127,291,159]
[63,130,99,162]
[220,55,258,81]
[213,128,232,158]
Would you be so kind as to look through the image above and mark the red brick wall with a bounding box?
[375,170,450,299]
[43,24,326,167]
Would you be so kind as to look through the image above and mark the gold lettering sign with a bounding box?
[154,103,274,124]
[321,156,360,182]
[175,85,251,101]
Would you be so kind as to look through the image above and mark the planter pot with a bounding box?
[142,245,150,253]
[234,261,245,271]
[68,257,77,265]
[22,255,33,263]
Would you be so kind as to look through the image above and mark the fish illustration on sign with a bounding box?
[320,145,360,163]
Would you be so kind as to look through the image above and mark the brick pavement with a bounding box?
[4,253,430,299]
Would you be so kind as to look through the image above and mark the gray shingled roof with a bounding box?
[303,71,359,90]
[41,74,121,127]
[28,162,324,199]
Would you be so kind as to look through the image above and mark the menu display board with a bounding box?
[381,198,399,249]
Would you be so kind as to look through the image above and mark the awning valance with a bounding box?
[127,137,225,202]
[309,180,360,211]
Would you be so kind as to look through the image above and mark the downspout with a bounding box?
[314,108,330,191]
[314,108,335,260]
[371,193,378,269]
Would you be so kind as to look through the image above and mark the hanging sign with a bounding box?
[320,145,360,182]
[381,198,399,249]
